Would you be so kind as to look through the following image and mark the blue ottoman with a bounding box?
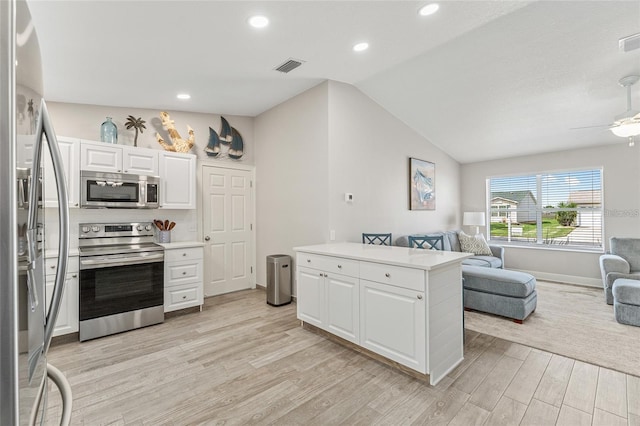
[612,279,640,327]
[462,266,537,323]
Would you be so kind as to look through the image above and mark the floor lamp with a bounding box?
[463,212,486,235]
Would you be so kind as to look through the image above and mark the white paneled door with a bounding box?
[202,165,253,296]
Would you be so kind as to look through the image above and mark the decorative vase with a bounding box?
[100,117,118,144]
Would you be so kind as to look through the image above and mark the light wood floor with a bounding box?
[45,289,640,425]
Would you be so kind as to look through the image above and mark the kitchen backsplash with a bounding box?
[45,208,199,250]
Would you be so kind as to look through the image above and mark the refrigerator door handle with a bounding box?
[38,100,70,354]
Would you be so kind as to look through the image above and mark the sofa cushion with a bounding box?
[444,230,460,252]
[463,256,503,268]
[459,231,493,256]
[613,279,640,306]
[462,266,536,298]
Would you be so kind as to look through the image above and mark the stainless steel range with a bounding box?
[79,222,164,341]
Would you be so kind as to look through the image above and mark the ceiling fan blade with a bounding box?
[569,124,609,130]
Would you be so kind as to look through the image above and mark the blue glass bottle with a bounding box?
[100,117,118,144]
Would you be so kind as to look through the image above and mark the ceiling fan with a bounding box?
[572,75,640,146]
[608,75,640,139]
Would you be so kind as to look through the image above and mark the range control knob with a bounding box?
[91,226,100,233]
[137,225,144,231]
[81,226,91,233]
[145,224,152,231]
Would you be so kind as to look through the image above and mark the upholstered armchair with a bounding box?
[600,237,640,304]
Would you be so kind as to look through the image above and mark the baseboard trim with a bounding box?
[513,269,601,288]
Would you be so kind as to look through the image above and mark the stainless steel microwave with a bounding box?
[81,171,159,208]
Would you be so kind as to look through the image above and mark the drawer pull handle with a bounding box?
[385,273,390,278]
[72,274,77,278]
[50,265,55,269]
[182,272,187,275]
[307,259,311,263]
[183,253,187,257]
[324,273,328,277]
[417,294,423,300]
[182,295,187,299]
[319,273,323,277]
[337,264,342,269]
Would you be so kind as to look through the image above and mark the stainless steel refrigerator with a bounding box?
[1,0,72,424]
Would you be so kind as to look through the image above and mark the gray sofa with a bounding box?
[396,230,504,268]
[599,237,640,305]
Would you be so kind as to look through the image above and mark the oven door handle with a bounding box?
[80,253,164,270]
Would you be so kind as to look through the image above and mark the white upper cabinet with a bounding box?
[159,151,196,209]
[44,136,80,208]
[122,147,159,175]
[80,140,159,176]
[80,141,122,173]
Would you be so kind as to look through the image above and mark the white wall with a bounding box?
[254,82,330,288]
[254,81,462,289]
[327,81,461,242]
[461,143,640,286]
[48,102,254,164]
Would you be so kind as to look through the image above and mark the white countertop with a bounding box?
[157,241,205,249]
[45,248,80,258]
[294,242,472,271]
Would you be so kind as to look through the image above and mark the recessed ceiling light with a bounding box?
[248,15,269,29]
[418,3,439,16]
[353,42,369,52]
[177,93,191,100]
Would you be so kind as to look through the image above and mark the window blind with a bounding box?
[488,168,603,249]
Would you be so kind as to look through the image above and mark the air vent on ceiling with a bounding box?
[619,33,640,52]
[274,58,305,73]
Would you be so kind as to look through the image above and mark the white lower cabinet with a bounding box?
[295,244,465,386]
[163,245,204,312]
[297,267,325,328]
[45,255,79,337]
[360,279,425,373]
[326,274,359,343]
[297,265,359,343]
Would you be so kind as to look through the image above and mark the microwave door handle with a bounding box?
[39,100,70,354]
[140,181,145,205]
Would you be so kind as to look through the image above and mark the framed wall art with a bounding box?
[409,157,435,210]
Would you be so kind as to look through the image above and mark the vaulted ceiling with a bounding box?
[28,1,640,163]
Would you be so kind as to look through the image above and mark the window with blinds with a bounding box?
[487,168,603,249]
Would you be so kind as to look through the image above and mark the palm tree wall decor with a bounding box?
[124,115,146,147]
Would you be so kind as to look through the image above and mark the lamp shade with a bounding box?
[463,212,485,226]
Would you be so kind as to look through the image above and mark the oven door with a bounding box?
[79,253,164,321]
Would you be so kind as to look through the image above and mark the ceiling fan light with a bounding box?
[610,122,640,137]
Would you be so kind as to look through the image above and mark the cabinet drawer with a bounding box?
[297,253,359,278]
[164,283,202,312]
[165,247,203,262]
[165,260,202,286]
[360,261,425,292]
[45,256,79,276]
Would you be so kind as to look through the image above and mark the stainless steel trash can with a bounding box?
[266,254,292,306]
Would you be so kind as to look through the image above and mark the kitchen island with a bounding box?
[293,242,471,385]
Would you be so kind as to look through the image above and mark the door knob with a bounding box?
[204,236,210,241]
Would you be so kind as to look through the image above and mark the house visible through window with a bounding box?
[487,169,603,249]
